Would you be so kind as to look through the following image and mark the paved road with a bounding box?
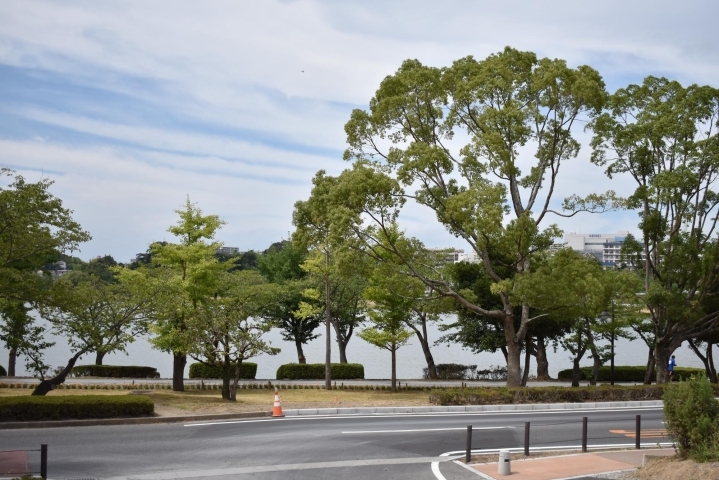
[1,406,666,480]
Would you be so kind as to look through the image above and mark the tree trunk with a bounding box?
[418,335,437,380]
[95,351,106,365]
[503,312,522,387]
[571,341,587,388]
[708,344,718,383]
[324,256,332,391]
[32,350,86,396]
[8,348,16,377]
[687,339,718,383]
[229,359,243,401]
[590,349,601,386]
[643,346,655,384]
[295,339,306,364]
[535,335,550,381]
[391,346,397,392]
[520,344,531,387]
[654,343,672,384]
[221,354,231,400]
[337,338,348,364]
[172,352,186,391]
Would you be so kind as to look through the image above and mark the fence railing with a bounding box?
[464,415,669,462]
[0,444,47,479]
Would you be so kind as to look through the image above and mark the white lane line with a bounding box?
[343,426,515,434]
[184,406,663,427]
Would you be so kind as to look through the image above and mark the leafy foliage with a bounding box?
[0,395,154,421]
[663,375,719,460]
[275,363,364,380]
[188,362,257,379]
[430,384,714,406]
[71,365,160,378]
[557,366,704,382]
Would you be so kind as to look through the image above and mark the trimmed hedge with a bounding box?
[0,395,154,421]
[557,365,705,382]
[430,384,719,406]
[72,365,160,378]
[188,362,257,379]
[276,363,364,380]
[0,365,6,377]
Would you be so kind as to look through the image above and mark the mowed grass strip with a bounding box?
[0,387,432,415]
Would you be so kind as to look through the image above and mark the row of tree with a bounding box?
[2,47,718,394]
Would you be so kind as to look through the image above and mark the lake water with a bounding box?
[1,315,706,379]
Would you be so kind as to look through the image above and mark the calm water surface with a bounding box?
[1,315,706,379]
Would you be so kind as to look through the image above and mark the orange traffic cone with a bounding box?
[272,389,284,417]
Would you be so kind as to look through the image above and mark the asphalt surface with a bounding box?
[2,406,667,480]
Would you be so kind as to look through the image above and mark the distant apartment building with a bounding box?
[561,230,640,268]
[216,246,239,256]
[426,248,479,265]
[48,260,71,277]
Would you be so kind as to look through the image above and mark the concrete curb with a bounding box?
[0,400,663,429]
[0,411,271,429]
[282,400,664,416]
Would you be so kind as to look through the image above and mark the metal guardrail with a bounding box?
[0,444,47,479]
[465,415,666,461]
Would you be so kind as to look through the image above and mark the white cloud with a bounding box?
[0,0,716,260]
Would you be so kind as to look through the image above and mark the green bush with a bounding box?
[0,365,6,377]
[429,384,719,406]
[72,365,160,378]
[0,395,154,422]
[557,365,704,382]
[188,362,257,379]
[276,363,364,380]
[663,375,719,461]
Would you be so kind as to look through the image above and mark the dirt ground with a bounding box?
[629,456,719,480]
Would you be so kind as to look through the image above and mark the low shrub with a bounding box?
[663,375,719,461]
[188,362,257,379]
[276,363,364,380]
[0,365,6,377]
[0,395,154,422]
[557,365,704,382]
[429,384,719,406]
[72,365,160,379]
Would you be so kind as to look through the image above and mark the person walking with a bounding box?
[668,355,676,382]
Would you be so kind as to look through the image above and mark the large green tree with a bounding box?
[292,172,348,389]
[147,198,226,391]
[32,268,160,395]
[340,48,611,386]
[0,168,89,304]
[188,270,280,401]
[258,241,322,364]
[591,77,719,383]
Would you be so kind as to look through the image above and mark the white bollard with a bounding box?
[498,449,511,476]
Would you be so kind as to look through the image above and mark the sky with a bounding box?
[2,0,718,263]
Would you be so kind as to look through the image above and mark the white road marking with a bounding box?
[184,406,662,427]
[343,426,514,434]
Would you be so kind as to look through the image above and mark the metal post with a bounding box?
[636,415,641,450]
[582,417,588,453]
[524,422,530,456]
[610,301,615,386]
[40,444,47,480]
[466,425,472,463]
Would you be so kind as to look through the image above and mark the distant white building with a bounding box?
[561,230,639,268]
[426,248,480,265]
[215,246,239,256]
